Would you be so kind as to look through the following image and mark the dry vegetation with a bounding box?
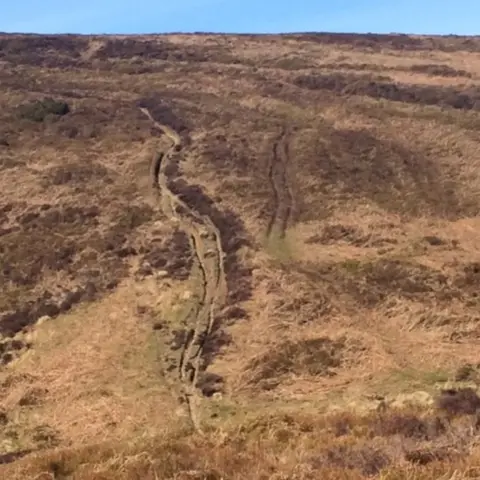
[1,31,480,478]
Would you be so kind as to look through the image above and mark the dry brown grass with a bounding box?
[1,31,480,477]
[2,407,480,479]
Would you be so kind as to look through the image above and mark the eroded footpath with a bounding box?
[140,107,227,433]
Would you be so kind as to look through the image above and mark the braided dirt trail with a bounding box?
[140,107,227,433]
[266,127,294,239]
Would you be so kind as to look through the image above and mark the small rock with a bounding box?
[155,270,169,278]
[175,407,188,417]
[182,291,192,300]
[36,316,51,326]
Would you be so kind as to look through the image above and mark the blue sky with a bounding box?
[1,0,479,35]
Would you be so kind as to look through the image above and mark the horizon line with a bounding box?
[0,30,479,37]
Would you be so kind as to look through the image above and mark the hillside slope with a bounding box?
[1,32,480,478]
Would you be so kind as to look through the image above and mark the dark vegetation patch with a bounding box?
[1,205,100,289]
[247,337,346,389]
[137,230,193,281]
[337,259,451,306]
[136,95,189,136]
[199,126,279,229]
[0,203,154,340]
[296,125,469,220]
[0,70,45,93]
[0,35,86,57]
[82,204,153,261]
[30,425,61,449]
[95,38,208,61]
[423,235,447,246]
[453,262,480,298]
[297,258,454,309]
[41,162,114,187]
[0,210,7,226]
[311,443,390,476]
[436,388,480,415]
[371,413,446,440]
[271,270,334,324]
[0,450,33,466]
[17,98,70,123]
[0,152,24,171]
[113,61,168,75]
[294,73,480,111]
[45,105,117,140]
[321,62,388,72]
[2,55,83,69]
[454,363,480,382]
[0,285,98,339]
[200,129,264,178]
[330,258,480,308]
[286,33,480,52]
[405,447,458,466]
[315,71,393,83]
[95,38,238,65]
[0,35,87,67]
[351,98,480,133]
[195,372,224,397]
[18,387,49,407]
[320,61,472,79]
[0,339,30,365]
[326,411,448,441]
[305,225,398,248]
[136,88,227,132]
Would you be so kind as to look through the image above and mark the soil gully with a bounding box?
[140,107,227,433]
[266,126,294,240]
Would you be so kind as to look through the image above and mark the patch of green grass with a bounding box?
[265,232,294,263]
[371,368,451,396]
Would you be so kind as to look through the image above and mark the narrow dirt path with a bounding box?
[266,127,294,239]
[140,107,227,433]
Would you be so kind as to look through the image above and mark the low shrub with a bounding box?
[17,98,70,122]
